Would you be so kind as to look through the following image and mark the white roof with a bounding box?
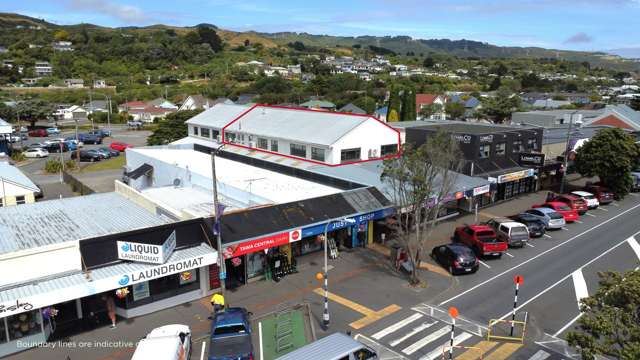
[571,191,594,197]
[130,147,342,204]
[0,161,39,192]
[147,324,191,338]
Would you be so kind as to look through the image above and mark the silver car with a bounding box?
[524,208,566,230]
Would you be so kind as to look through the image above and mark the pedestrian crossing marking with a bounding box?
[312,288,401,329]
[483,342,523,360]
[454,340,498,360]
[389,321,437,346]
[528,349,551,360]
[402,325,450,355]
[372,312,422,339]
[419,332,473,360]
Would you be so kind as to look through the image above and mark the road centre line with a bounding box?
[438,202,640,306]
[497,234,637,321]
[571,269,589,305]
[627,237,640,261]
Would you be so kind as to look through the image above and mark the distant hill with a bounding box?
[0,12,638,71]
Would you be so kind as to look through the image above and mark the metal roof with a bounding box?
[186,103,252,129]
[0,243,215,307]
[0,162,39,192]
[274,333,364,360]
[0,192,170,255]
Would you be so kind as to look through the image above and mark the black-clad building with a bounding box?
[406,123,545,203]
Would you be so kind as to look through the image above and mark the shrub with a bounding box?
[10,151,26,162]
[44,159,63,173]
[65,160,78,171]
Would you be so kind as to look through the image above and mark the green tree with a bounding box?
[477,89,520,123]
[423,57,434,68]
[54,30,70,41]
[147,110,203,145]
[445,101,466,120]
[388,87,402,121]
[574,128,640,198]
[566,270,640,360]
[419,103,442,119]
[401,87,416,121]
[16,100,53,128]
[387,109,399,122]
[197,26,223,52]
[352,96,376,114]
[488,77,502,91]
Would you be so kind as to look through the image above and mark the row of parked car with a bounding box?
[431,185,615,275]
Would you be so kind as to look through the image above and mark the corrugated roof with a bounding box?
[275,333,363,360]
[185,103,252,128]
[0,162,38,191]
[0,192,170,255]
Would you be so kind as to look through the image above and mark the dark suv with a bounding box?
[71,149,102,162]
[509,213,546,237]
[431,244,479,275]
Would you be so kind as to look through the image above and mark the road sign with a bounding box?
[448,307,459,318]
[514,275,524,285]
[219,271,227,280]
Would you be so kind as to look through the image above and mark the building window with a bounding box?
[271,140,278,152]
[212,130,219,140]
[15,196,26,205]
[225,132,236,142]
[495,142,506,156]
[193,126,199,136]
[0,198,3,207]
[290,143,307,157]
[341,148,361,163]
[311,147,325,161]
[257,137,268,150]
[380,144,397,156]
[200,128,210,138]
[479,144,491,158]
[527,138,538,150]
[513,140,524,153]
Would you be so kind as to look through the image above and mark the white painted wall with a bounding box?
[0,242,81,287]
[332,118,399,162]
[0,180,35,198]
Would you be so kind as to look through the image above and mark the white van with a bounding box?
[275,333,377,360]
[132,324,192,360]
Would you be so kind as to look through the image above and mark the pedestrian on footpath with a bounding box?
[210,293,225,314]
[103,295,117,329]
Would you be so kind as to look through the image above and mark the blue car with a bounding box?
[46,127,60,135]
[208,308,253,360]
[64,140,77,151]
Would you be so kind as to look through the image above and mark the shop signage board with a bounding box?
[518,153,545,167]
[472,184,491,196]
[301,207,396,238]
[0,249,217,319]
[223,229,302,259]
[117,230,176,264]
[497,169,535,184]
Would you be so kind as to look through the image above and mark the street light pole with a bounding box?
[560,110,578,194]
[211,146,227,298]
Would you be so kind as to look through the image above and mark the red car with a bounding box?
[28,129,48,137]
[584,185,614,205]
[533,202,579,222]
[552,194,588,215]
[453,224,508,257]
[110,141,133,152]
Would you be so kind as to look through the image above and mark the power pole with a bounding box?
[211,147,227,297]
[560,111,578,194]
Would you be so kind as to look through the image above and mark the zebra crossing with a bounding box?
[357,304,561,360]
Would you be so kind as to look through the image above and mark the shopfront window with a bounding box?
[0,317,7,344]
[270,140,278,152]
[341,148,361,163]
[479,144,491,158]
[201,128,211,138]
[257,138,268,150]
[290,143,307,157]
[311,147,325,162]
[247,252,266,279]
[193,126,199,136]
[495,142,506,156]
[7,310,41,341]
[117,270,201,309]
[381,144,397,156]
[527,138,538,150]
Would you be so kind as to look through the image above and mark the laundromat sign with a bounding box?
[117,230,176,264]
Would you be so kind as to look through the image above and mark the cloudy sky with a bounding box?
[6,0,640,53]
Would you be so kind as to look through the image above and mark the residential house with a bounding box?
[129,106,176,123]
[338,103,367,115]
[0,47,8,54]
[34,62,52,77]
[179,95,233,111]
[0,162,39,207]
[118,101,147,113]
[0,118,11,155]
[83,100,109,114]
[299,99,336,111]
[148,98,178,110]
[62,105,88,121]
[185,104,400,165]
[52,41,73,51]
[512,105,640,131]
[449,95,482,118]
[93,79,107,88]
[21,78,39,85]
[416,94,447,120]
[235,93,257,105]
[64,78,84,88]
[2,60,13,69]
[374,106,388,122]
[583,104,640,131]
[532,99,572,109]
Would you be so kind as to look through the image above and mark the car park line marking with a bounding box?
[438,203,640,307]
[526,243,535,248]
[543,234,552,239]
[561,227,569,231]
[497,234,636,321]
[612,203,620,207]
[527,349,551,360]
[553,313,584,337]
[628,236,640,261]
[572,269,589,305]
[419,332,473,360]
[598,207,609,211]
[372,312,423,339]
[585,213,596,217]
[389,321,437,346]
[504,252,514,258]
[402,325,450,355]
[258,322,264,360]
[200,340,206,360]
[478,260,491,269]
[574,220,583,224]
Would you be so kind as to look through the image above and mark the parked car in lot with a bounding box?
[453,224,507,257]
[524,208,566,230]
[110,141,134,152]
[64,137,84,147]
[24,148,49,158]
[88,128,112,138]
[550,194,588,215]
[44,138,65,145]
[631,172,640,192]
[485,218,530,248]
[570,191,599,209]
[128,120,144,129]
[28,129,48,137]
[583,184,614,205]
[71,149,102,162]
[533,202,579,223]
[44,142,69,153]
[46,127,60,135]
[508,213,546,237]
[208,307,253,360]
[94,148,112,159]
[131,324,191,360]
[64,141,78,151]
[431,243,479,274]
[28,142,47,149]
[99,147,119,157]
[78,133,103,144]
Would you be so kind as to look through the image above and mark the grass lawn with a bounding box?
[260,310,307,360]
[81,155,125,172]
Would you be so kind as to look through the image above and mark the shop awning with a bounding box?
[0,243,217,319]
[126,163,153,180]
